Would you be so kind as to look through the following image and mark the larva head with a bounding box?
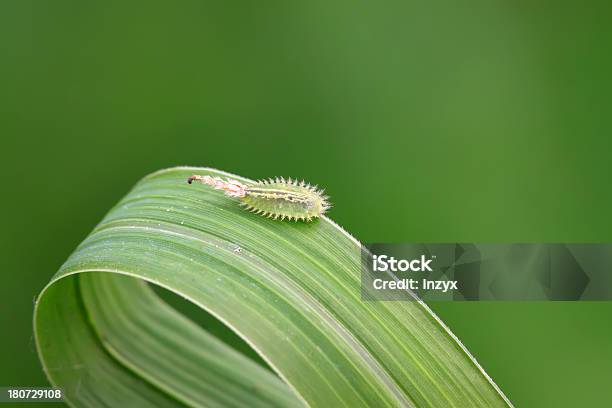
[187,175,247,198]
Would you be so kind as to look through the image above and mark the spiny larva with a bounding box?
[187,175,331,222]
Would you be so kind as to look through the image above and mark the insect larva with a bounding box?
[187,175,330,222]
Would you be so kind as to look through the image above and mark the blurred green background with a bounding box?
[2,1,612,407]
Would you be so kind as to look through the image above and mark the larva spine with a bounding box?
[187,175,330,222]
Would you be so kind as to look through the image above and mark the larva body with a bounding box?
[188,175,330,222]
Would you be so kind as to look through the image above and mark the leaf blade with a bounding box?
[34,167,511,407]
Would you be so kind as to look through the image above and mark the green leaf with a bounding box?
[34,167,512,407]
